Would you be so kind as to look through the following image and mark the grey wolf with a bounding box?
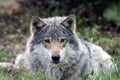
[14,14,114,80]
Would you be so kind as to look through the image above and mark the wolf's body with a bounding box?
[15,14,114,80]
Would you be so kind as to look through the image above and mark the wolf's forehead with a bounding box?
[44,27,65,37]
[42,16,66,25]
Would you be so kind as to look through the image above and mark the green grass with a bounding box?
[0,69,50,80]
[0,57,119,80]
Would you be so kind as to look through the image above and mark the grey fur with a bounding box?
[15,14,114,80]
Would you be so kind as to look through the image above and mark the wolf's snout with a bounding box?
[52,54,60,63]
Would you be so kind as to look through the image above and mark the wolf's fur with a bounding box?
[15,14,114,80]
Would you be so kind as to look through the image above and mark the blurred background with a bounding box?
[0,0,120,62]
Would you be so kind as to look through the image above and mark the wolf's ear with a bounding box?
[30,16,47,34]
[60,14,76,33]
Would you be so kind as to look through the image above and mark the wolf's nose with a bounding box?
[52,54,60,61]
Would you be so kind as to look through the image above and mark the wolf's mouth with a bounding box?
[52,61,60,64]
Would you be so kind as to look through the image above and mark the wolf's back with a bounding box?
[81,40,114,73]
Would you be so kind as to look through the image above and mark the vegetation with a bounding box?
[0,0,120,80]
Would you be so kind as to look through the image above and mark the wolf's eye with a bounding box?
[44,39,50,44]
[60,38,66,43]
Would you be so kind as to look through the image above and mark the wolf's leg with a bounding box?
[0,54,25,70]
[0,62,13,68]
[68,75,76,80]
[99,49,115,70]
[14,54,25,69]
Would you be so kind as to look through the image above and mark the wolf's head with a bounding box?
[29,14,78,64]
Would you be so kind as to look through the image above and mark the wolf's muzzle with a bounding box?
[52,54,60,64]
